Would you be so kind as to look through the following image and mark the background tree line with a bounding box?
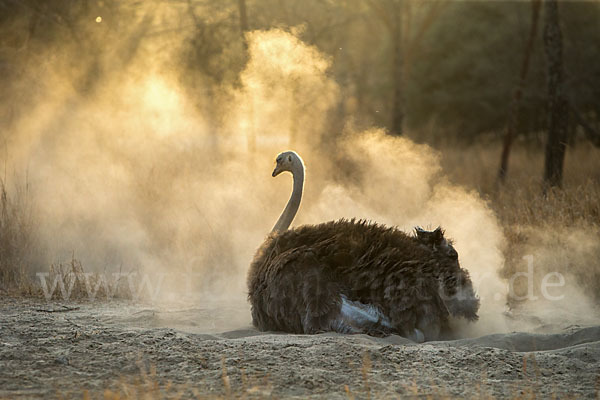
[1,0,599,183]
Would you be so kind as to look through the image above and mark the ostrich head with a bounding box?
[272,151,302,177]
[414,227,458,261]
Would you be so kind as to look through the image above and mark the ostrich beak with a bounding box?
[272,166,281,177]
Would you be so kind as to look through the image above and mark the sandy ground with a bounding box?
[1,297,599,399]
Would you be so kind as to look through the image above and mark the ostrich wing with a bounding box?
[254,246,343,334]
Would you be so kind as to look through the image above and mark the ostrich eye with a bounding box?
[276,157,282,163]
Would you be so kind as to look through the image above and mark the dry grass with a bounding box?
[440,141,600,226]
[57,358,275,400]
[50,351,585,399]
[42,255,132,301]
[440,140,600,303]
[0,178,134,300]
[0,177,37,294]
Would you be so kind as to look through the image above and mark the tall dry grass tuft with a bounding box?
[0,177,133,300]
[493,180,600,227]
[0,177,37,294]
[43,255,132,301]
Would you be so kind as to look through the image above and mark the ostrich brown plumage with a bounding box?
[247,151,479,341]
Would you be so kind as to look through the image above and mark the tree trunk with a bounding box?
[542,0,568,188]
[367,0,406,135]
[390,0,404,135]
[237,0,255,153]
[238,0,249,48]
[498,0,541,183]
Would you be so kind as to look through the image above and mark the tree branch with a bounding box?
[366,0,393,32]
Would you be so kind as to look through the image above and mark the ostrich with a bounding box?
[247,151,479,341]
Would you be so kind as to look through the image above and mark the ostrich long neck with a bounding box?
[271,163,304,234]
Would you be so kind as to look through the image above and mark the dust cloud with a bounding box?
[503,225,600,331]
[301,130,510,337]
[2,23,597,335]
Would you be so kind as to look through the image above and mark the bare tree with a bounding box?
[543,0,568,188]
[389,0,404,136]
[368,0,445,136]
[498,0,541,183]
[367,0,403,135]
[238,0,249,48]
[236,0,256,153]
